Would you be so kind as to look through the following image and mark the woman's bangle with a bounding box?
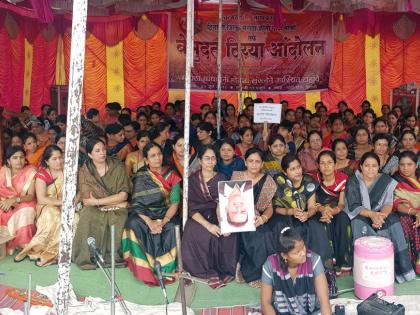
[261,214,268,224]
[163,216,171,223]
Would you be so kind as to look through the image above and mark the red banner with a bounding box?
[168,11,333,92]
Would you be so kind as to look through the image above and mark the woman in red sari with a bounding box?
[393,151,420,275]
[0,146,37,255]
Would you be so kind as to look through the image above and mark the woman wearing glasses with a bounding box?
[182,145,238,288]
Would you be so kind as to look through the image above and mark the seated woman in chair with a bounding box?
[122,142,181,285]
[182,145,238,288]
[261,227,332,315]
[0,146,37,256]
[72,138,131,269]
[344,152,415,283]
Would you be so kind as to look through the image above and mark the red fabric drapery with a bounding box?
[0,31,25,112]
[123,30,168,110]
[30,33,57,114]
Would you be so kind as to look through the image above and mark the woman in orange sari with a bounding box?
[23,133,45,167]
[0,146,37,255]
[166,134,199,178]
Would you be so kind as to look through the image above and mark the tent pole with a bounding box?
[55,0,88,313]
[237,0,243,113]
[216,0,223,140]
[182,0,194,229]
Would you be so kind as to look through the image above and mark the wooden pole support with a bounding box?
[56,0,88,313]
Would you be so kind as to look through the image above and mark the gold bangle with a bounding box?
[261,214,268,224]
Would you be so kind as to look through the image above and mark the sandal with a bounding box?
[13,254,26,263]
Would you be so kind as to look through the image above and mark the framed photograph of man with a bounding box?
[218,180,256,234]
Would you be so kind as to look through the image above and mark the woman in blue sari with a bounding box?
[344,152,415,283]
[215,138,246,180]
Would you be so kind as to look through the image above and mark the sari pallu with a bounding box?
[182,171,238,288]
[313,172,352,268]
[344,171,415,283]
[231,171,278,283]
[393,173,420,268]
[122,167,181,285]
[107,139,132,161]
[263,153,284,177]
[215,157,246,180]
[72,157,131,267]
[273,174,333,265]
[0,166,36,254]
[15,169,79,265]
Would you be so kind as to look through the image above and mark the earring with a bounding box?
[284,258,288,263]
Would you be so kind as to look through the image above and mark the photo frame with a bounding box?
[218,180,256,234]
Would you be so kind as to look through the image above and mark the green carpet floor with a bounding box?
[1,256,419,311]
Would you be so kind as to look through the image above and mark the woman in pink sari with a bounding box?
[0,146,37,255]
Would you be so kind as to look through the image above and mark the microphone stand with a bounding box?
[23,274,31,315]
[92,225,131,315]
[111,225,116,315]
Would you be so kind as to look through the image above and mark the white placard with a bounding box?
[218,180,256,234]
[253,103,282,123]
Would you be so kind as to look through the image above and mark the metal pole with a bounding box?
[175,225,187,315]
[24,273,31,315]
[216,0,223,140]
[237,0,243,113]
[111,225,116,315]
[56,0,88,313]
[182,0,194,229]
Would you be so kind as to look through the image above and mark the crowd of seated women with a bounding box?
[0,98,419,313]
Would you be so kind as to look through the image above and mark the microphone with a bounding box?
[87,237,105,265]
[292,190,302,210]
[154,261,168,304]
[287,179,302,210]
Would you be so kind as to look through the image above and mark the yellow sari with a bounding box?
[15,169,79,266]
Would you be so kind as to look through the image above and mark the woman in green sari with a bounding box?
[122,142,181,285]
[72,138,131,269]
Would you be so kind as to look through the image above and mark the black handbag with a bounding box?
[357,294,405,315]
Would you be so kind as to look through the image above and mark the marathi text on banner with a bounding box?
[168,11,333,92]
